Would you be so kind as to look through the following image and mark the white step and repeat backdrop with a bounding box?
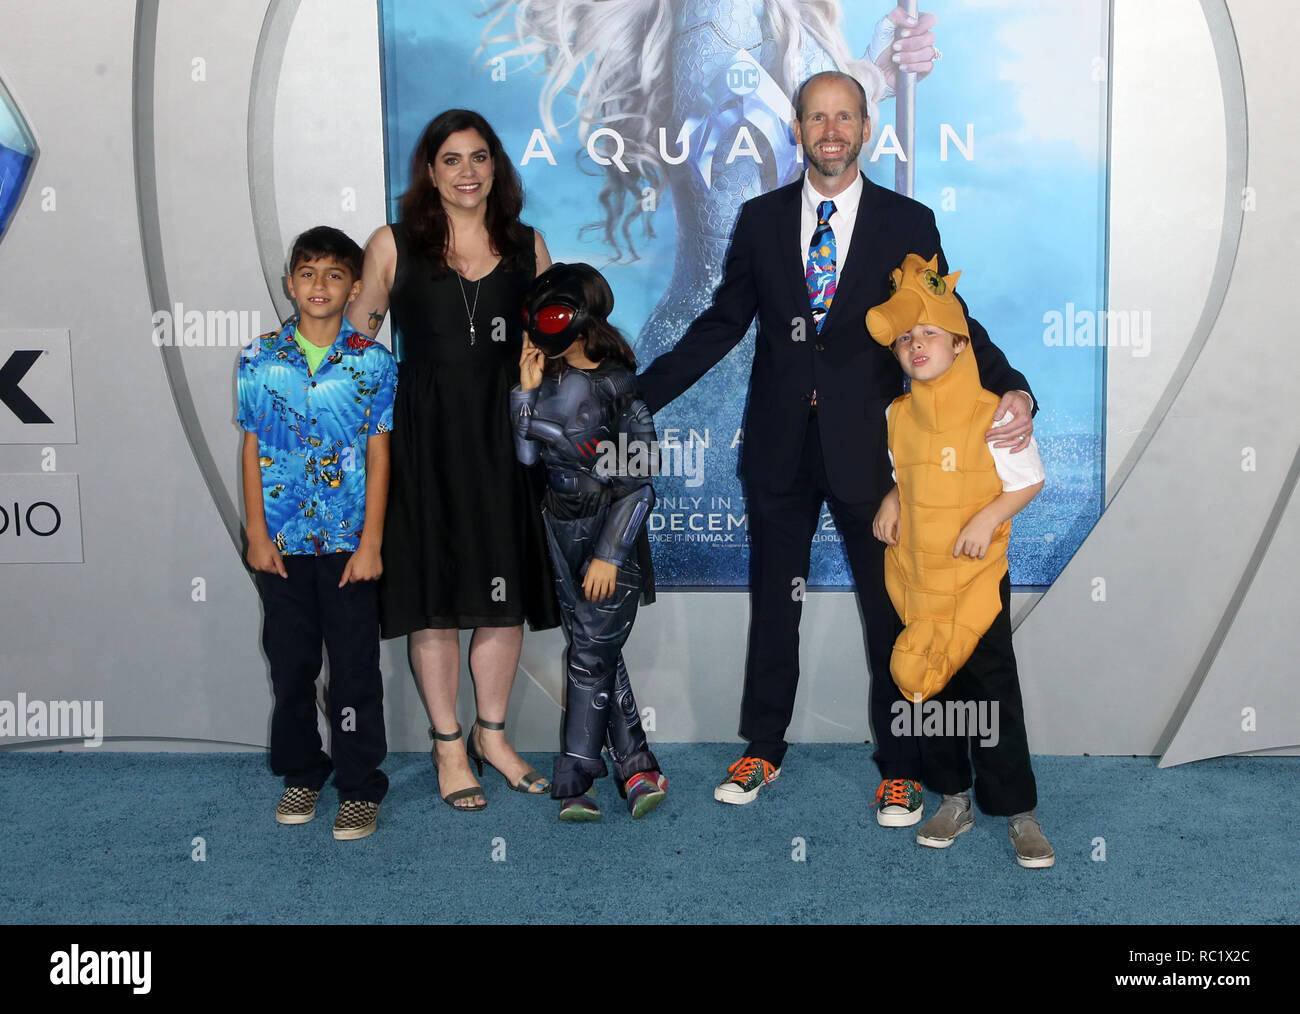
[0,0,1294,763]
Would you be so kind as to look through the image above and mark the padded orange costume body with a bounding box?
[867,255,1009,702]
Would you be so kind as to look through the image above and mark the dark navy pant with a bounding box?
[258,553,388,803]
[740,416,920,781]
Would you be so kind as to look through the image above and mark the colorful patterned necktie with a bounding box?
[806,199,837,332]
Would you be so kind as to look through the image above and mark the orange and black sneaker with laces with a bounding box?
[872,778,924,827]
[714,756,781,805]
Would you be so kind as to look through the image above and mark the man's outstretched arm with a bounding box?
[637,203,761,416]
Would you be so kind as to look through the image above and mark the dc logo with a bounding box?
[726,61,760,96]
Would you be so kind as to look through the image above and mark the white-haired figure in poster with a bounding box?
[483,0,936,367]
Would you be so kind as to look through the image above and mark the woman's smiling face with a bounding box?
[428,128,494,212]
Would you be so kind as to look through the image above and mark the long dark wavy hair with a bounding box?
[399,109,531,274]
[540,264,637,376]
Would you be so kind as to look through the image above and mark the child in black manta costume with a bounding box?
[510,262,668,821]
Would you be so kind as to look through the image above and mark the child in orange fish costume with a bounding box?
[867,254,1053,868]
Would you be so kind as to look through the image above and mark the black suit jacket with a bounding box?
[637,173,1034,504]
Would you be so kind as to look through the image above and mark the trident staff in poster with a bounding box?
[894,0,921,196]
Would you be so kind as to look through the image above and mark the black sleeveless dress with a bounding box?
[378,221,559,636]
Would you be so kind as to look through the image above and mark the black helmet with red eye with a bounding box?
[522,262,592,357]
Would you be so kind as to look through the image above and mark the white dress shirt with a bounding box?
[799,170,864,278]
[801,171,862,405]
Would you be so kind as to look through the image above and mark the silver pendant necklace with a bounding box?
[455,270,481,346]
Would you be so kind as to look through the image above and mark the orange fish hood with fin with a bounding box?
[867,254,1007,702]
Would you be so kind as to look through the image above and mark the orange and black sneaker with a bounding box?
[714,756,781,805]
[872,778,924,827]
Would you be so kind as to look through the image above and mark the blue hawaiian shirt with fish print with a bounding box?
[237,316,396,555]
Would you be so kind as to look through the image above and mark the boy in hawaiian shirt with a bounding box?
[237,226,397,841]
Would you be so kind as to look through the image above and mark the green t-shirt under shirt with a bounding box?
[294,327,331,375]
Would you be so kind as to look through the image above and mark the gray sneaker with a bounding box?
[915,792,974,848]
[1008,811,1055,868]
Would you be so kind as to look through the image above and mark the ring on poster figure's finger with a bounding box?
[932,47,942,61]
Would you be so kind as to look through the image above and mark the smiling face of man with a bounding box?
[793,74,872,193]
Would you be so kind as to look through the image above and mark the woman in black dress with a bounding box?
[351,110,559,810]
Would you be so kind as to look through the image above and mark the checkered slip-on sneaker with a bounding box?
[275,786,320,825]
[332,800,380,841]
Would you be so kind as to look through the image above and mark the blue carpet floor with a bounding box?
[1,747,1295,924]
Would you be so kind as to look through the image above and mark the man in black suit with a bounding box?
[637,71,1036,824]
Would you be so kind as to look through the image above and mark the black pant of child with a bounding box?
[258,553,389,803]
[543,509,660,800]
[917,574,1036,816]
